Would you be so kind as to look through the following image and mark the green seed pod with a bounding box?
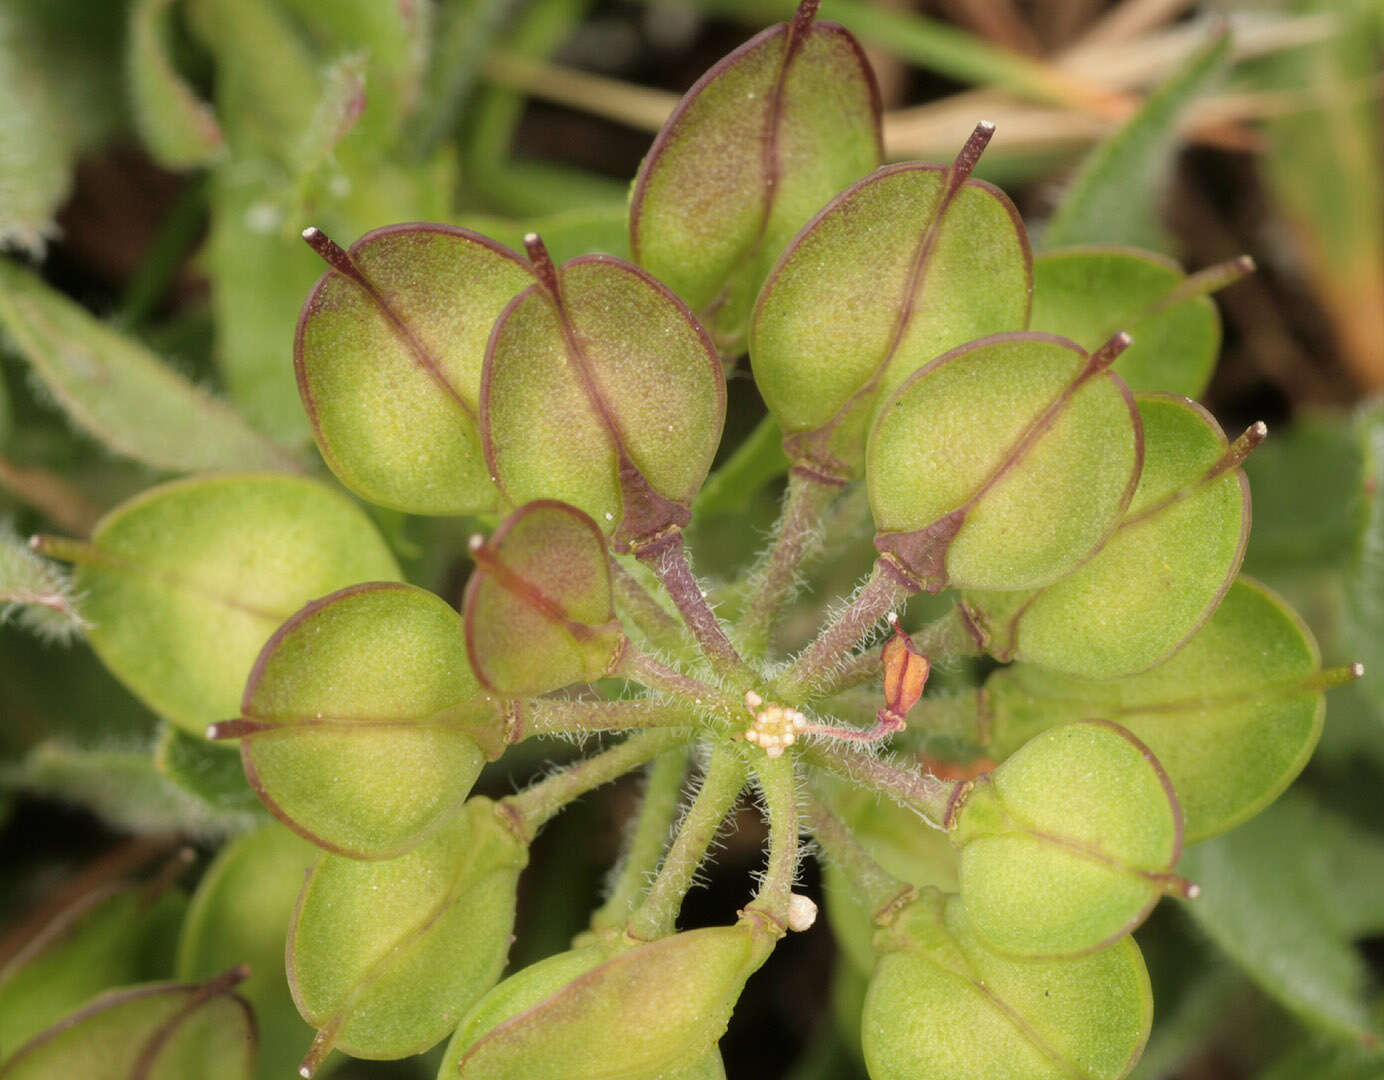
[442,921,777,1079]
[862,891,1151,1080]
[0,970,256,1080]
[177,823,323,1080]
[482,238,725,551]
[629,0,882,356]
[0,880,186,1053]
[288,798,527,1071]
[984,578,1344,843]
[33,474,400,739]
[949,721,1186,957]
[868,333,1142,594]
[1030,247,1250,400]
[961,394,1254,678]
[464,500,626,697]
[216,582,503,859]
[295,224,535,514]
[750,125,1031,479]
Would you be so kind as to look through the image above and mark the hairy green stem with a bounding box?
[818,606,986,697]
[804,745,955,829]
[618,644,744,725]
[520,697,697,738]
[608,556,689,656]
[803,785,914,921]
[588,747,691,932]
[637,533,757,685]
[626,746,748,940]
[736,470,843,660]
[776,560,912,701]
[504,730,690,839]
[745,752,800,927]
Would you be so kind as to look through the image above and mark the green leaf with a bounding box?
[962,394,1251,679]
[296,224,534,515]
[4,741,262,835]
[1245,410,1366,577]
[0,260,302,473]
[154,724,263,817]
[1259,1041,1384,1080]
[0,2,124,254]
[37,473,401,738]
[128,0,226,169]
[1178,789,1384,1043]
[629,0,882,355]
[0,518,85,642]
[482,241,725,548]
[869,332,1140,594]
[1029,247,1242,399]
[950,721,1184,958]
[1346,400,1384,713]
[177,823,327,1080]
[446,923,775,1080]
[463,500,624,697]
[750,126,1031,478]
[0,971,256,1079]
[288,798,527,1069]
[863,892,1151,1080]
[984,578,1338,844]
[1043,29,1230,251]
[0,882,186,1054]
[457,206,631,264]
[220,582,500,859]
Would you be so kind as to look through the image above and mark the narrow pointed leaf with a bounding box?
[177,824,325,1080]
[1043,30,1230,251]
[1029,248,1238,399]
[0,261,300,473]
[296,224,535,514]
[0,971,255,1079]
[464,500,624,697]
[864,892,1151,1080]
[38,474,401,738]
[226,582,500,858]
[963,394,1251,679]
[288,798,527,1064]
[950,721,1183,958]
[1178,790,1384,1043]
[869,332,1141,593]
[750,127,1031,477]
[128,0,226,169]
[984,578,1332,844]
[629,0,882,355]
[482,245,725,548]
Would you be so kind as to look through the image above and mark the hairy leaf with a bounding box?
[629,0,882,355]
[0,519,85,642]
[0,261,300,473]
[128,0,225,169]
